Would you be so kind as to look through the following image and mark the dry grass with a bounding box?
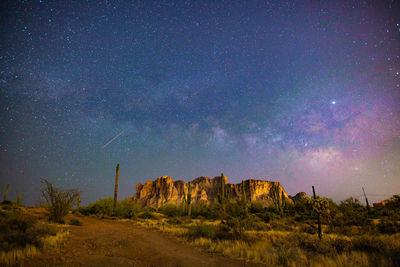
[135,219,189,236]
[136,217,400,267]
[41,230,70,249]
[0,206,71,266]
[0,245,41,266]
[191,235,395,267]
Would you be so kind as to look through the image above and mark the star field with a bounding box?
[0,1,399,205]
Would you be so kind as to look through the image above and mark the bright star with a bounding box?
[331,100,336,105]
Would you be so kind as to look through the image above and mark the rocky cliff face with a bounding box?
[134,175,293,207]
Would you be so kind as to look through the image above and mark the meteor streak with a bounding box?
[102,130,125,148]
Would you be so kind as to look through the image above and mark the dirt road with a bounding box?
[26,216,260,267]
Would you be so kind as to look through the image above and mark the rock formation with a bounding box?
[133,174,293,207]
[289,192,309,203]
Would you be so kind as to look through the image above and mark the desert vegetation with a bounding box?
[76,192,400,267]
[0,181,76,266]
[2,178,399,266]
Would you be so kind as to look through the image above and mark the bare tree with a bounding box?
[41,179,80,222]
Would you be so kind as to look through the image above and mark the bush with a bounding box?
[116,199,141,218]
[270,219,295,231]
[138,210,154,219]
[256,210,279,223]
[297,235,335,254]
[298,223,316,234]
[69,219,83,226]
[331,237,352,253]
[158,204,182,217]
[190,201,211,218]
[79,198,141,218]
[377,220,400,234]
[1,200,13,205]
[40,179,80,223]
[249,202,263,213]
[80,198,114,216]
[219,215,257,240]
[0,210,57,252]
[167,217,183,225]
[225,200,248,218]
[352,235,385,253]
[187,224,217,240]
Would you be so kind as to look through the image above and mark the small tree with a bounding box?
[41,179,80,222]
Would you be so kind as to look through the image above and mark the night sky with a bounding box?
[1,1,399,205]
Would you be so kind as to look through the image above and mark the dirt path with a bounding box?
[25,216,261,267]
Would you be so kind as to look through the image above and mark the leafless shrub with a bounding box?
[40,179,80,223]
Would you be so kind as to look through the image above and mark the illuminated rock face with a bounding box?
[133,175,293,207]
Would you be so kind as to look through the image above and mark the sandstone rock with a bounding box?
[133,175,293,207]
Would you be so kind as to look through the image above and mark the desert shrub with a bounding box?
[225,200,248,218]
[190,201,211,218]
[377,220,400,234]
[40,179,80,223]
[276,245,298,267]
[297,235,335,254]
[375,206,400,221]
[321,198,339,225]
[249,202,263,214]
[116,199,141,218]
[270,219,295,231]
[331,237,352,253]
[219,215,257,240]
[143,206,156,212]
[0,210,57,252]
[167,217,183,225]
[138,210,154,219]
[80,197,140,218]
[293,198,309,212]
[298,223,317,234]
[293,214,307,222]
[207,203,223,219]
[69,219,83,226]
[339,197,364,211]
[333,212,370,227]
[158,204,182,217]
[252,221,271,231]
[386,195,400,209]
[352,235,385,253]
[331,199,370,227]
[215,223,233,239]
[187,224,217,240]
[1,200,13,205]
[256,210,279,223]
[80,197,114,216]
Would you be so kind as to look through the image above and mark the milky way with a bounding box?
[1,1,399,205]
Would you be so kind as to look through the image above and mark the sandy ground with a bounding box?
[25,215,262,267]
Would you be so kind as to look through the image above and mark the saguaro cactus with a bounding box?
[77,193,81,210]
[17,192,22,206]
[3,183,10,202]
[113,163,120,214]
[271,184,286,216]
